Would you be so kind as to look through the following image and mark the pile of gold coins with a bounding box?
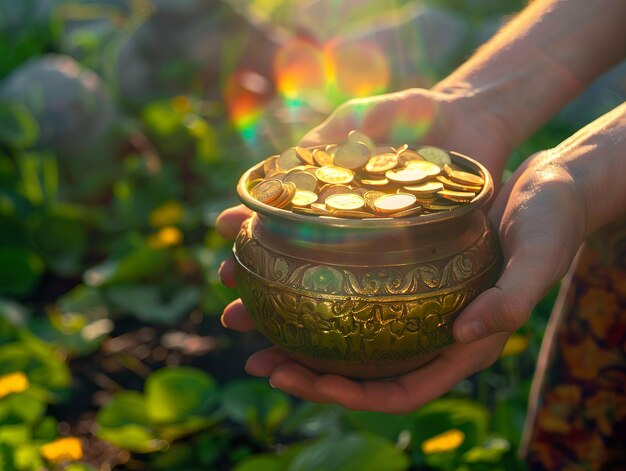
[247,131,485,219]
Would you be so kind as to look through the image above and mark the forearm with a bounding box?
[435,0,626,147]
[553,102,626,236]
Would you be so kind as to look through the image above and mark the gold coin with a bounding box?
[402,181,444,195]
[404,160,441,176]
[294,146,314,165]
[436,175,482,192]
[373,193,417,213]
[417,146,452,166]
[331,210,375,218]
[284,171,318,192]
[318,184,353,203]
[385,168,428,184]
[291,190,318,206]
[388,206,423,218]
[393,143,409,154]
[333,142,371,170]
[348,130,375,150]
[364,153,398,174]
[247,178,264,191]
[316,165,354,185]
[325,193,366,211]
[263,155,279,176]
[272,181,297,208]
[312,149,334,167]
[363,190,385,211]
[360,177,390,187]
[310,203,332,214]
[422,202,459,211]
[438,189,476,203]
[291,207,319,216]
[277,147,303,170]
[397,149,423,166]
[250,179,283,204]
[447,169,485,186]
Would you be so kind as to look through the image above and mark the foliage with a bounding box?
[0,0,589,469]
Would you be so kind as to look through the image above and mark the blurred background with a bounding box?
[0,0,624,469]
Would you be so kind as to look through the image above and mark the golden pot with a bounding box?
[233,151,501,379]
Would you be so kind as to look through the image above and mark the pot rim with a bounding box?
[237,148,494,229]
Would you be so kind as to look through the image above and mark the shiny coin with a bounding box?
[332,210,375,218]
[364,190,385,210]
[318,184,353,203]
[438,189,476,203]
[284,171,318,192]
[263,155,279,176]
[397,149,423,166]
[393,143,409,154]
[295,146,314,165]
[388,206,423,218]
[272,181,297,208]
[250,179,283,204]
[348,130,375,150]
[404,160,441,176]
[422,201,459,211]
[417,146,452,166]
[360,177,390,187]
[446,169,485,186]
[373,193,417,213]
[333,142,371,170]
[312,149,333,167]
[436,175,482,192]
[291,190,318,206]
[365,153,398,174]
[385,168,428,184]
[316,165,354,185]
[277,147,303,170]
[402,181,444,195]
[247,178,264,191]
[311,203,332,214]
[291,207,319,216]
[325,193,366,211]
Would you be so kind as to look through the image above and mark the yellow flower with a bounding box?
[0,372,29,399]
[500,334,530,357]
[149,201,184,227]
[40,437,83,463]
[171,95,192,113]
[421,429,465,455]
[147,226,183,249]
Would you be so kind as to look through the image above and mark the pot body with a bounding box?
[233,208,501,379]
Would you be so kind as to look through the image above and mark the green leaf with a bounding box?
[288,433,410,471]
[0,247,44,297]
[0,424,30,446]
[96,391,164,453]
[0,442,17,471]
[221,379,292,439]
[84,246,168,287]
[0,340,71,396]
[234,455,286,471]
[150,443,195,470]
[0,391,45,426]
[462,437,511,464]
[0,102,38,149]
[281,403,345,438]
[345,410,413,443]
[106,284,200,325]
[145,367,218,424]
[14,443,45,471]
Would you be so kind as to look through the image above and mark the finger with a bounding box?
[245,346,293,377]
[221,299,256,332]
[215,205,252,239]
[313,333,508,413]
[299,90,443,148]
[270,362,333,403]
[218,259,236,288]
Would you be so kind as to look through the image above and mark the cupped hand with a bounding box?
[216,89,585,413]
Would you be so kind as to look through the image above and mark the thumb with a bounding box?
[452,246,553,344]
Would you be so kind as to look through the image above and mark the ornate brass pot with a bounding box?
[233,151,501,379]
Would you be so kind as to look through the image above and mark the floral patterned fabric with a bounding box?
[522,218,626,470]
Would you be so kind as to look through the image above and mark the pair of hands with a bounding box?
[217,88,586,414]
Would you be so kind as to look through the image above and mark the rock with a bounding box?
[116,0,285,108]
[0,54,119,198]
[557,60,626,129]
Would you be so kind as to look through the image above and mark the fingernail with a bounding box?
[268,379,276,389]
[457,319,488,343]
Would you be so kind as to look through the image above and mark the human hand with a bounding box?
[217,88,525,412]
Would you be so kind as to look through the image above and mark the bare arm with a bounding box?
[435,0,626,147]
